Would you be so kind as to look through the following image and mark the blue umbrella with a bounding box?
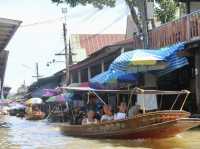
[109,42,187,74]
[90,42,188,89]
[90,69,138,89]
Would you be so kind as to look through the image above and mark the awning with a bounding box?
[46,95,65,104]
[0,17,22,85]
[43,89,59,97]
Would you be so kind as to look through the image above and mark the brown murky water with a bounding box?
[0,115,199,149]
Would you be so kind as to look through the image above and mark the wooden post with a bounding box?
[70,74,73,84]
[195,49,200,113]
[186,15,191,41]
[142,95,146,114]
[78,71,81,83]
[88,67,91,80]
[101,61,104,73]
[121,48,125,54]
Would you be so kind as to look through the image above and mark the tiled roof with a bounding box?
[71,34,125,56]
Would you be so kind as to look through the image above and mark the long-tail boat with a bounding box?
[58,87,200,139]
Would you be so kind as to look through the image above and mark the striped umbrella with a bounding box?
[90,69,138,89]
[109,42,187,75]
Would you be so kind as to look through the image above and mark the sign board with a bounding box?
[147,0,154,19]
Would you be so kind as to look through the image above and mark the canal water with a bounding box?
[0,115,199,149]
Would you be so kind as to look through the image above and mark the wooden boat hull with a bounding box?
[58,110,200,139]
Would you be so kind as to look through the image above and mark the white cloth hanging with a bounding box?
[136,94,158,110]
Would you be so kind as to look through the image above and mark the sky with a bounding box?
[1,0,129,93]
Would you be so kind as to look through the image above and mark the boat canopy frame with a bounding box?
[63,86,190,114]
[63,86,190,95]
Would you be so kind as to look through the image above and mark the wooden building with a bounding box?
[178,0,200,14]
[27,70,65,98]
[68,10,200,113]
[69,37,142,84]
[70,34,125,63]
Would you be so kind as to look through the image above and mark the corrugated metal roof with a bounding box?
[0,17,21,85]
[71,34,125,56]
[0,18,22,51]
[69,37,140,71]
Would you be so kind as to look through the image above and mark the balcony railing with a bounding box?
[146,10,200,48]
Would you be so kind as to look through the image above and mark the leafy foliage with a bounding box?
[51,0,116,9]
[51,0,179,29]
[51,0,142,31]
[155,0,179,24]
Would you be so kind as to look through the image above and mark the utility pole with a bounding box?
[142,0,148,49]
[32,63,42,81]
[137,0,149,48]
[62,7,70,85]
[63,23,69,85]
[0,79,4,100]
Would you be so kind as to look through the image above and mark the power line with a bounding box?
[77,9,100,23]
[53,11,127,56]
[73,11,127,44]
[83,9,104,23]
[21,17,63,28]
[20,9,101,28]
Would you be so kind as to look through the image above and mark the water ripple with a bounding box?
[0,116,199,149]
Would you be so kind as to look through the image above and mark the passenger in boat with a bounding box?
[96,105,103,121]
[101,104,113,122]
[81,110,98,125]
[87,94,97,112]
[114,102,127,120]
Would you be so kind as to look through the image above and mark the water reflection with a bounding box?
[0,116,199,149]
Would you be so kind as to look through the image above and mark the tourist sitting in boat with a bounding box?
[96,105,103,121]
[114,102,127,120]
[81,110,98,125]
[87,94,97,111]
[101,104,113,122]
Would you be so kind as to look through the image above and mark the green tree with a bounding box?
[155,0,179,24]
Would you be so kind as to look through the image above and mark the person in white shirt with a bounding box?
[82,110,98,125]
[114,102,127,120]
[101,104,113,122]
